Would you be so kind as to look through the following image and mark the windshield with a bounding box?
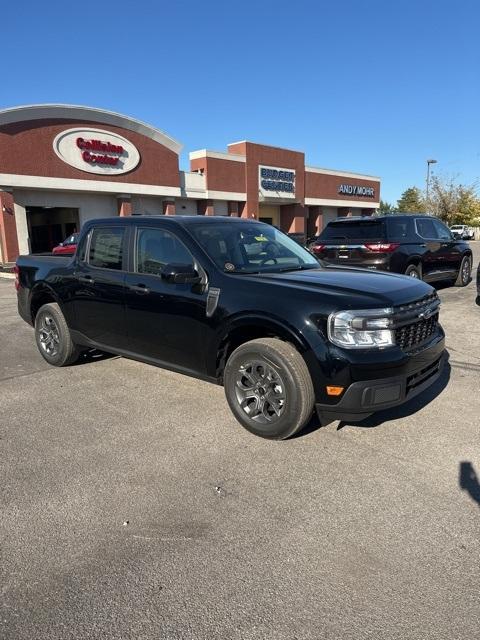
[190,221,319,273]
[319,220,386,241]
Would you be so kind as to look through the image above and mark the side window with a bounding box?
[433,220,452,241]
[387,218,411,239]
[416,218,438,239]
[136,228,194,276]
[88,227,125,270]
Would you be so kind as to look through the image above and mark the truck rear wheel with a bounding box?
[35,303,80,367]
[223,338,315,440]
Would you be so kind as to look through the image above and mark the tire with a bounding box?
[454,256,471,287]
[34,302,80,366]
[223,337,315,440]
[405,264,422,279]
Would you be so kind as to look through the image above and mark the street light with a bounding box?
[426,159,437,214]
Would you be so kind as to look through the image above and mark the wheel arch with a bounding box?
[29,284,62,324]
[211,315,310,381]
[406,255,422,268]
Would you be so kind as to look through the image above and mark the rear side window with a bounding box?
[386,217,414,240]
[136,228,194,275]
[415,218,438,239]
[88,227,125,270]
[319,220,386,241]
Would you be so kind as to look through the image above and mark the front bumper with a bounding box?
[315,349,447,424]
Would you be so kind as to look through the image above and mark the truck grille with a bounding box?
[395,313,439,350]
[392,293,440,351]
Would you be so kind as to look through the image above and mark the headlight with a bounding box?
[328,308,394,349]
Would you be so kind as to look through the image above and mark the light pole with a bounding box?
[426,159,437,214]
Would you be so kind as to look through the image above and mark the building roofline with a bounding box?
[0,103,183,154]
[189,149,246,162]
[305,165,381,181]
[227,140,305,155]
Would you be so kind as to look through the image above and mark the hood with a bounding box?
[244,266,434,308]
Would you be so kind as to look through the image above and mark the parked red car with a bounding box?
[52,233,79,255]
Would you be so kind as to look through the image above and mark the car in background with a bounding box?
[310,215,472,287]
[52,233,79,255]
[450,224,474,240]
[287,232,307,246]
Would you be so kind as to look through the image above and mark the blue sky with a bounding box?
[1,0,478,203]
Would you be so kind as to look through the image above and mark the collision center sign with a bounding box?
[53,127,140,175]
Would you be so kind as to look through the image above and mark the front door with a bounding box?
[414,217,449,278]
[71,225,129,350]
[433,219,463,274]
[124,226,209,375]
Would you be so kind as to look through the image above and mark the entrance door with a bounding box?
[26,206,79,253]
[259,205,280,228]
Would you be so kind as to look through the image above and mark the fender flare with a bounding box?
[29,282,64,322]
[208,312,313,379]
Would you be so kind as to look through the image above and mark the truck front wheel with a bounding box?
[223,338,315,439]
[35,303,80,366]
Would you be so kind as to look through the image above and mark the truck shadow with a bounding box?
[73,349,118,366]
[459,462,480,507]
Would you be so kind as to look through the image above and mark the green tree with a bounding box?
[428,175,480,225]
[378,199,395,214]
[396,187,426,213]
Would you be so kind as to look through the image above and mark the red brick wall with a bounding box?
[228,142,305,219]
[0,119,180,187]
[305,171,380,203]
[190,156,245,193]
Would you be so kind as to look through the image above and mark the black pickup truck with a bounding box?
[15,216,446,439]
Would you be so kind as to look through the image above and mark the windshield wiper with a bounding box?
[275,265,319,273]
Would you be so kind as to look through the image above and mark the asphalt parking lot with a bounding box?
[1,246,479,640]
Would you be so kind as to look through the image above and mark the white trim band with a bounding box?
[305,166,381,181]
[305,197,380,208]
[189,149,246,163]
[207,190,246,201]
[0,173,181,198]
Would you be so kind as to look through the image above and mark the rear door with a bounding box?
[71,225,129,350]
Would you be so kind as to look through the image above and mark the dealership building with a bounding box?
[0,104,380,264]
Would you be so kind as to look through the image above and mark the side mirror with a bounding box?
[161,263,202,284]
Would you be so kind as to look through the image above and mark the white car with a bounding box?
[450,225,475,240]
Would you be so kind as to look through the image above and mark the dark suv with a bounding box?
[310,215,472,286]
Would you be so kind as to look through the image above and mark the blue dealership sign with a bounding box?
[259,165,296,198]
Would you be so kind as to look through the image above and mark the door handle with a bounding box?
[78,275,94,284]
[130,283,150,295]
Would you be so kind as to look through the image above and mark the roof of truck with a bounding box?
[86,215,263,226]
